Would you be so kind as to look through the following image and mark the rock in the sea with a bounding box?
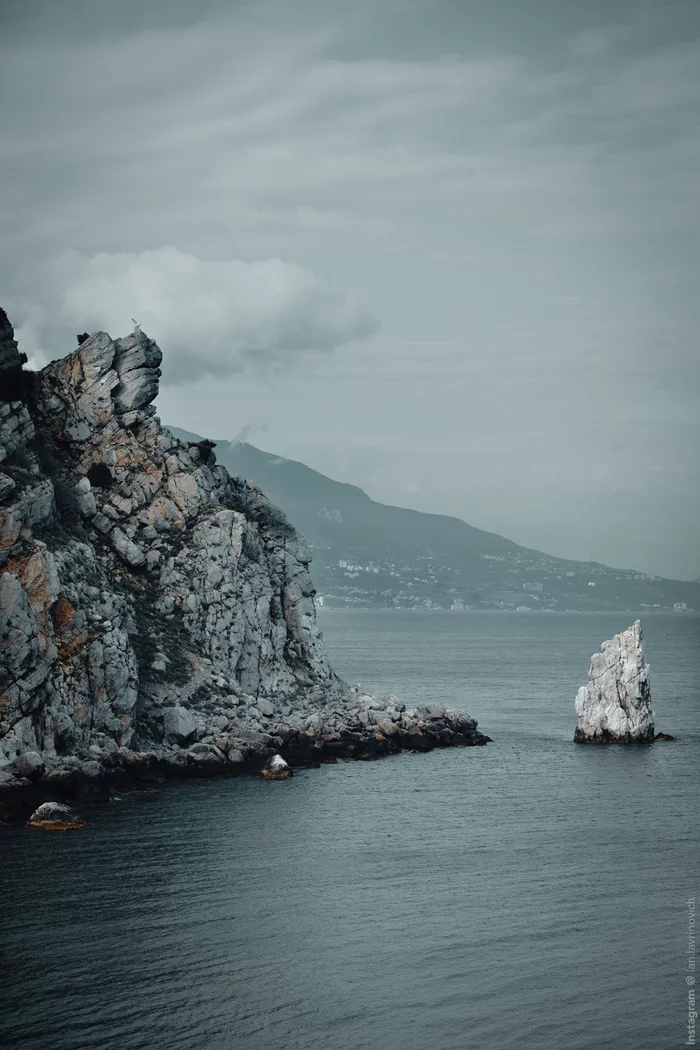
[27,802,86,830]
[574,620,654,743]
[260,754,292,780]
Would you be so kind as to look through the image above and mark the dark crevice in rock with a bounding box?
[86,462,114,489]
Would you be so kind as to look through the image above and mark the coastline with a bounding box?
[0,723,490,822]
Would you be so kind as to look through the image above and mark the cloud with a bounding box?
[295,205,351,228]
[230,422,268,445]
[23,247,378,382]
[1,2,699,577]
[567,26,633,58]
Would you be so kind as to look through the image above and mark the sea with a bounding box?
[1,611,698,1050]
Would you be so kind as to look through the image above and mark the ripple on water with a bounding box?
[1,612,698,1050]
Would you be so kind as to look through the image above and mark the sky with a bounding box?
[2,0,699,580]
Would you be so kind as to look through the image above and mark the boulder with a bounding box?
[75,478,97,518]
[163,705,197,743]
[260,754,292,780]
[188,742,226,759]
[574,620,655,743]
[112,330,162,415]
[13,751,45,780]
[27,802,86,830]
[110,528,146,568]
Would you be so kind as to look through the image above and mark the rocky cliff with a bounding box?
[574,620,655,743]
[0,312,488,808]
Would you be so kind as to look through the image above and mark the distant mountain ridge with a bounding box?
[169,428,700,613]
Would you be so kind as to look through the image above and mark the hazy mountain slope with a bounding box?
[169,429,526,561]
[168,429,699,613]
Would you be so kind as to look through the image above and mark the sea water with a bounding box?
[1,611,698,1050]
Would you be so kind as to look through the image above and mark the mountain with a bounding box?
[169,429,700,614]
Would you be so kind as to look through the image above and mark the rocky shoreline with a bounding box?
[1,696,491,820]
[0,310,490,815]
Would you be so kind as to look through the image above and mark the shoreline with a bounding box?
[0,728,491,823]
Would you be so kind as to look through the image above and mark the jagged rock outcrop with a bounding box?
[0,308,26,377]
[0,313,489,807]
[574,620,654,743]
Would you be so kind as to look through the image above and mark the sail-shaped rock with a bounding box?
[574,620,654,743]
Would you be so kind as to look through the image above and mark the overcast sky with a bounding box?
[2,0,699,579]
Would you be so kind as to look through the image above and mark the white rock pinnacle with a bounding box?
[574,620,654,743]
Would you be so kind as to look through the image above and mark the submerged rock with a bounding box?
[260,754,292,780]
[574,620,654,744]
[27,802,86,830]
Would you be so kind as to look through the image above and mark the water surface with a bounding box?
[2,611,698,1050]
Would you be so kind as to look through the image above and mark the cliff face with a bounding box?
[574,620,654,743]
[0,315,487,803]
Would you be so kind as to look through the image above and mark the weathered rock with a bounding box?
[163,706,197,743]
[110,528,147,567]
[27,802,86,829]
[0,308,490,803]
[574,620,655,743]
[188,742,225,758]
[112,330,162,415]
[75,478,97,518]
[13,751,44,780]
[0,308,26,375]
[0,473,16,501]
[260,754,292,779]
